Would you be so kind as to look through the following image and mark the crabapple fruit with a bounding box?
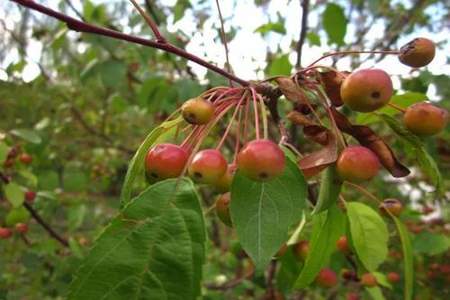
[360,273,378,287]
[403,102,448,136]
[15,223,28,234]
[316,268,338,288]
[399,38,435,68]
[340,69,393,112]
[145,143,188,182]
[188,149,227,184]
[0,227,12,239]
[237,139,285,181]
[215,192,232,226]
[379,198,403,217]
[181,97,214,125]
[336,146,380,182]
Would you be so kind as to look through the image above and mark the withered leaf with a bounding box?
[330,108,410,178]
[298,130,338,178]
[319,71,348,107]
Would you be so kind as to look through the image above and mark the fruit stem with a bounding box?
[387,102,407,113]
[307,50,400,67]
[251,87,261,140]
[232,106,244,164]
[216,92,248,150]
[344,181,382,204]
[252,87,268,139]
[242,99,250,145]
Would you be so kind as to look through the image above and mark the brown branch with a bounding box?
[129,0,166,43]
[11,0,249,86]
[296,0,310,69]
[70,107,134,155]
[23,202,69,247]
[215,0,233,86]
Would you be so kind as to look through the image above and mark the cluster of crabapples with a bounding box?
[144,87,286,226]
[0,144,36,240]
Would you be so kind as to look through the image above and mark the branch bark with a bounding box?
[11,0,249,86]
[23,202,69,247]
[295,0,310,69]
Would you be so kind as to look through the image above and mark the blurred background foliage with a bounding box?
[0,0,449,299]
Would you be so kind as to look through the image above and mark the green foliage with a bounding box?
[3,182,25,208]
[322,3,347,45]
[392,217,414,300]
[255,22,286,35]
[380,114,443,193]
[120,116,183,205]
[312,165,342,214]
[294,204,345,288]
[266,54,292,76]
[346,202,388,272]
[413,231,450,256]
[230,157,306,271]
[69,178,206,300]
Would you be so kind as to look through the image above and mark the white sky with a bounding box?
[0,0,449,100]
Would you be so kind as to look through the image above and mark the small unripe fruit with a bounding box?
[25,191,37,203]
[379,198,403,217]
[213,164,235,193]
[360,273,377,287]
[341,269,358,281]
[145,144,188,182]
[237,139,285,181]
[340,69,393,112]
[336,146,380,182]
[294,240,309,260]
[274,243,288,258]
[399,38,435,68]
[19,153,33,165]
[3,158,14,168]
[403,102,448,136]
[0,227,12,239]
[346,292,360,300]
[181,97,214,125]
[189,149,227,184]
[316,268,338,288]
[387,272,401,283]
[15,223,28,234]
[215,192,232,226]
[336,236,350,253]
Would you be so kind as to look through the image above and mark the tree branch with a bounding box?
[215,0,233,86]
[295,0,310,69]
[129,0,166,43]
[23,202,69,247]
[11,0,249,86]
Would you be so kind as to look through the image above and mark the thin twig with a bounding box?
[296,0,310,69]
[23,202,69,247]
[128,0,166,43]
[11,0,249,86]
[214,0,233,86]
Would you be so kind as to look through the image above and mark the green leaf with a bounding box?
[3,182,25,208]
[173,0,191,22]
[393,217,414,300]
[10,129,42,144]
[365,286,386,300]
[69,178,206,300]
[276,247,302,292]
[266,54,292,76]
[307,32,321,46]
[294,204,345,288]
[0,141,8,164]
[68,204,87,232]
[99,60,127,88]
[380,114,443,193]
[18,169,38,188]
[413,231,450,256]
[69,238,84,259]
[323,3,347,45]
[120,116,183,205]
[346,202,388,272]
[255,22,286,35]
[5,207,30,226]
[357,92,426,124]
[373,272,392,289]
[230,157,307,271]
[312,165,342,214]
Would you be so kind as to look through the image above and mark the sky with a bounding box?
[0,0,449,100]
